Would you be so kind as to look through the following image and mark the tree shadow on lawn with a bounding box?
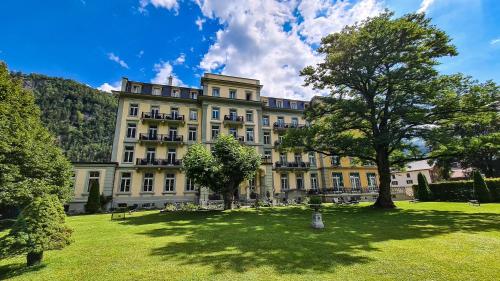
[0,262,46,280]
[122,205,500,275]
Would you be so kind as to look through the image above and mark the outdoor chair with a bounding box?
[468,199,480,206]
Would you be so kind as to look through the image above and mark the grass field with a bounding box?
[1,202,499,281]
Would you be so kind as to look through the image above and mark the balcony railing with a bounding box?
[141,112,185,123]
[135,158,182,168]
[319,187,379,194]
[274,161,311,170]
[261,157,273,164]
[138,133,184,144]
[273,122,305,131]
[223,115,244,126]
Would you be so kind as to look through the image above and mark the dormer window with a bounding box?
[212,88,220,97]
[132,84,141,94]
[152,87,161,96]
[172,89,180,98]
[290,102,297,109]
[276,100,283,108]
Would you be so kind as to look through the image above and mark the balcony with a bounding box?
[141,112,185,125]
[273,122,305,132]
[273,161,311,170]
[261,157,273,165]
[138,133,184,145]
[135,158,182,169]
[319,187,379,194]
[223,115,244,126]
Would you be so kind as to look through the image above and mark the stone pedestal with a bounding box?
[311,212,324,229]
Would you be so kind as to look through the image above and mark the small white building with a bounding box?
[390,160,434,188]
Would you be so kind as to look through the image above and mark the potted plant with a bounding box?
[309,196,324,229]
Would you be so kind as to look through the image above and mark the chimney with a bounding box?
[168,75,173,86]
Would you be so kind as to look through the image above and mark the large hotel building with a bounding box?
[69,74,380,212]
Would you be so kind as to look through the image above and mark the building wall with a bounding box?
[390,169,432,188]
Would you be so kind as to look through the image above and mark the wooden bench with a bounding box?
[468,200,480,206]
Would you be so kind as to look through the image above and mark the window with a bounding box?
[229,89,237,99]
[332,173,344,189]
[277,117,284,125]
[406,173,411,178]
[246,127,254,142]
[311,174,318,190]
[406,180,414,184]
[246,91,252,100]
[212,107,220,120]
[294,153,302,163]
[189,109,198,120]
[350,173,361,189]
[331,155,340,166]
[148,125,158,139]
[229,127,237,138]
[276,100,283,108]
[291,102,297,109]
[246,111,253,122]
[212,87,220,97]
[367,173,377,188]
[167,148,176,164]
[164,174,175,192]
[308,152,316,166]
[391,174,396,179]
[171,89,180,98]
[392,181,399,186]
[263,131,270,145]
[87,171,100,192]
[146,147,156,163]
[169,127,178,139]
[280,174,288,190]
[229,109,237,120]
[123,146,134,163]
[279,152,287,163]
[120,172,131,192]
[190,91,198,99]
[291,117,298,127]
[249,178,256,191]
[262,115,269,126]
[188,127,197,141]
[150,106,160,117]
[171,108,179,119]
[126,123,136,138]
[152,87,161,96]
[296,174,304,190]
[129,104,138,116]
[132,84,141,93]
[143,173,154,192]
[264,150,272,160]
[211,125,220,140]
[186,178,196,191]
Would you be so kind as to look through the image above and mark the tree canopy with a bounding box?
[183,135,261,209]
[286,11,494,208]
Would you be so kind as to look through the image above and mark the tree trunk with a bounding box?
[27,251,43,266]
[373,149,396,209]
[223,190,234,210]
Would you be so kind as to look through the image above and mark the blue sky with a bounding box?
[0,0,499,99]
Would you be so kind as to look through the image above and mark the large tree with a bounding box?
[0,62,73,211]
[289,12,493,208]
[183,134,261,210]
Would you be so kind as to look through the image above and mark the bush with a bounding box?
[473,171,492,202]
[426,178,500,202]
[416,173,432,201]
[309,196,322,205]
[163,203,177,212]
[180,202,198,212]
[85,181,100,213]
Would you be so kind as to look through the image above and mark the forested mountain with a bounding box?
[11,73,118,162]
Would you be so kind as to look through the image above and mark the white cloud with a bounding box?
[137,50,144,58]
[418,0,435,13]
[97,81,121,92]
[139,0,179,13]
[195,16,206,30]
[196,0,382,99]
[107,53,129,69]
[174,53,186,64]
[152,61,185,86]
[491,38,500,45]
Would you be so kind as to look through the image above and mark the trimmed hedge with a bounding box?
[420,178,500,202]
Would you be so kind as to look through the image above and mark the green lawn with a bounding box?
[1,202,499,281]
